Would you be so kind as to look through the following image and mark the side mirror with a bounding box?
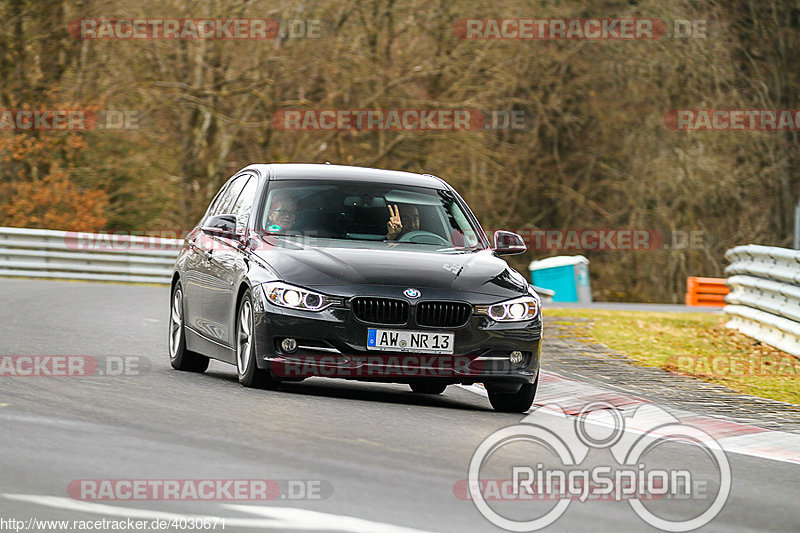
[202,214,238,239]
[493,230,527,255]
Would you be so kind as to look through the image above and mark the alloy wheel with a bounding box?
[237,299,253,374]
[169,287,183,359]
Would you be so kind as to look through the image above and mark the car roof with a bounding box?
[241,163,448,189]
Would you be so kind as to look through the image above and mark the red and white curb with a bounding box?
[460,371,800,465]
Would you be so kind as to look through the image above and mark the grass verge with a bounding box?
[545,308,799,405]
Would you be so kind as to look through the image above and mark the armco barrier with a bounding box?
[0,226,567,298]
[0,227,181,284]
[685,276,729,307]
[724,244,800,356]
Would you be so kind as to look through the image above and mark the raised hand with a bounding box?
[386,204,403,239]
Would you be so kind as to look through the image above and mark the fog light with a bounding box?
[509,351,523,364]
[281,338,298,353]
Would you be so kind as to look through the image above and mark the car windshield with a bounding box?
[257,179,485,250]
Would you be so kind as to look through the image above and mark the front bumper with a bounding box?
[252,286,541,387]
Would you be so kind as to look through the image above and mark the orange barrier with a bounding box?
[685,277,729,307]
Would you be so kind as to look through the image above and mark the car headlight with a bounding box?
[475,296,539,322]
[262,282,341,311]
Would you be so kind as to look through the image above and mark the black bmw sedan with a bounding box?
[169,164,542,412]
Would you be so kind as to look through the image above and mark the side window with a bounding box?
[206,182,231,219]
[231,176,257,233]
[214,175,248,216]
[449,202,480,248]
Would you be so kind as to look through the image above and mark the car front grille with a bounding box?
[416,301,472,328]
[351,297,409,325]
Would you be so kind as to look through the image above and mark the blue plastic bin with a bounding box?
[528,256,592,303]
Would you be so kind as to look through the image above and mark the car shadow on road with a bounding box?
[200,369,494,412]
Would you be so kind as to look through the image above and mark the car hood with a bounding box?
[250,236,529,297]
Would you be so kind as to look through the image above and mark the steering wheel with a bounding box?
[397,230,451,245]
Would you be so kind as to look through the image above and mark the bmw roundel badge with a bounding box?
[403,288,421,299]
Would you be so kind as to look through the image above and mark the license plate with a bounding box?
[367,328,454,354]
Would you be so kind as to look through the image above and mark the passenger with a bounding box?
[386,204,420,240]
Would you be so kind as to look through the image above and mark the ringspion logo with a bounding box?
[464,401,730,531]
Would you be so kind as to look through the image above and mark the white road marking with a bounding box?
[1,494,434,533]
[458,371,800,465]
[225,504,433,532]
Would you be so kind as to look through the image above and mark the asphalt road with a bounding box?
[0,278,797,532]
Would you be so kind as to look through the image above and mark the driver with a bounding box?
[266,193,298,232]
[386,204,420,240]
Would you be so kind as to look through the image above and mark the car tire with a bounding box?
[236,289,274,388]
[409,383,447,394]
[169,281,210,373]
[487,375,538,413]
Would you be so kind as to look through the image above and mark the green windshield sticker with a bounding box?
[268,225,282,232]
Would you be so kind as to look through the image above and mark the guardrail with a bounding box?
[0,227,181,284]
[0,226,574,297]
[724,244,800,356]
